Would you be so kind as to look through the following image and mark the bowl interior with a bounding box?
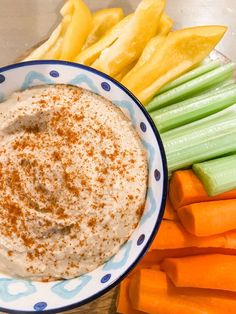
[0,61,167,314]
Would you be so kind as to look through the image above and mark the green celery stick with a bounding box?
[193,155,236,196]
[161,103,236,142]
[151,84,236,132]
[198,78,235,95]
[146,62,236,112]
[161,104,236,173]
[159,59,221,93]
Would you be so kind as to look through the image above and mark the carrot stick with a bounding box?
[178,199,236,236]
[225,229,236,248]
[117,278,144,314]
[163,197,179,221]
[151,264,161,270]
[150,220,226,250]
[151,247,236,261]
[162,254,236,292]
[169,170,236,210]
[130,269,236,314]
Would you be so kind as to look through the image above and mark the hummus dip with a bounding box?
[0,84,147,280]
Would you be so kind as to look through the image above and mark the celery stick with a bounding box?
[150,82,236,123]
[193,155,236,196]
[161,104,236,172]
[151,85,236,132]
[146,62,236,112]
[161,104,236,142]
[198,78,235,95]
[159,60,221,93]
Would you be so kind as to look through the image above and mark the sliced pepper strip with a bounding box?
[42,14,72,59]
[60,0,92,61]
[91,0,165,76]
[122,25,227,104]
[122,14,173,76]
[60,0,74,16]
[75,14,133,65]
[82,8,124,50]
[158,13,174,35]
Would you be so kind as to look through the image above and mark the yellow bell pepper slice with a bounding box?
[42,14,72,59]
[91,0,165,77]
[60,0,74,16]
[75,14,133,65]
[43,38,63,60]
[60,0,92,61]
[24,1,74,61]
[133,14,173,67]
[122,14,173,78]
[158,13,174,35]
[114,61,137,81]
[122,26,227,104]
[82,8,124,50]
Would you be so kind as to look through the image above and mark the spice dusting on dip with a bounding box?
[0,84,147,280]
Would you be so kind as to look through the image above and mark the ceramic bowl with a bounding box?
[0,60,168,314]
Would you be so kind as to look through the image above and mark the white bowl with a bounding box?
[0,60,168,313]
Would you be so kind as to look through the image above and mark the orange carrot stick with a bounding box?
[163,197,179,221]
[150,220,226,250]
[151,247,236,262]
[178,200,236,236]
[169,170,236,210]
[162,254,236,292]
[117,278,144,314]
[130,269,236,314]
[151,264,161,270]
[127,250,164,278]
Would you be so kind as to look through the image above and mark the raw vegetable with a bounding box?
[60,0,92,60]
[43,14,73,59]
[163,198,178,220]
[151,83,236,132]
[149,247,236,260]
[150,220,226,250]
[129,269,236,314]
[43,37,64,59]
[199,78,236,95]
[158,13,174,35]
[193,155,236,196]
[121,13,173,79]
[178,200,236,236]
[122,25,227,104]
[75,14,133,65]
[162,104,236,173]
[92,0,165,76]
[162,254,236,292]
[117,278,144,314]
[169,170,236,209]
[146,62,236,112]
[159,59,221,93]
[60,0,74,16]
[82,8,124,50]
[114,61,137,81]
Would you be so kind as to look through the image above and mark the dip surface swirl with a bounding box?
[0,84,147,280]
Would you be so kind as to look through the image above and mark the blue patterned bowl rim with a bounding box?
[0,60,168,314]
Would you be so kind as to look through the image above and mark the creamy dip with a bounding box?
[0,84,147,280]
